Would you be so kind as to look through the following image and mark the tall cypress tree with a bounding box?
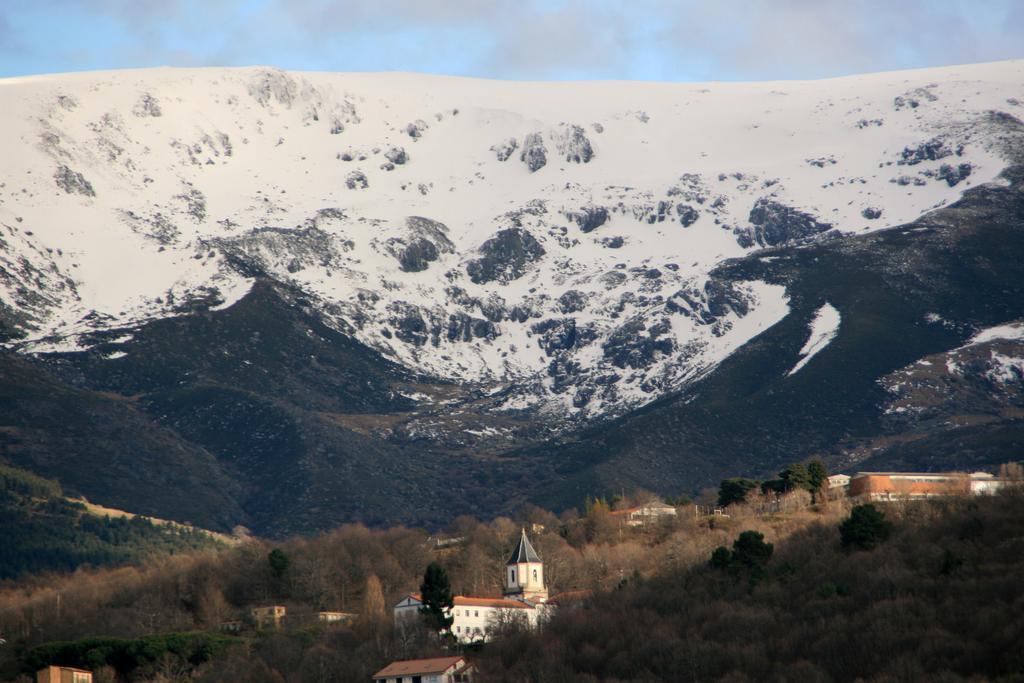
[419,562,455,632]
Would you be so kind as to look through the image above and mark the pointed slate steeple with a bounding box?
[504,529,548,602]
[507,528,541,565]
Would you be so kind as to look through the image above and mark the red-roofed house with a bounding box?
[372,656,474,683]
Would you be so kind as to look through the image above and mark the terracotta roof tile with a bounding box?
[373,656,465,678]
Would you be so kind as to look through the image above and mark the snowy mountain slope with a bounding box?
[1,61,1023,421]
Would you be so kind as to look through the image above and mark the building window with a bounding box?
[455,609,460,616]
[533,569,538,581]
[511,569,516,583]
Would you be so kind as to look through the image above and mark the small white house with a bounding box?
[611,502,678,527]
[372,656,474,683]
[827,474,851,489]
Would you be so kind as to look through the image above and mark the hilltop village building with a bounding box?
[847,471,1012,501]
[36,666,92,683]
[395,530,550,642]
[372,655,474,683]
[610,501,679,527]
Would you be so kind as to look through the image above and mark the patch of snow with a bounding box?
[967,321,1024,346]
[987,351,1024,383]
[788,302,841,376]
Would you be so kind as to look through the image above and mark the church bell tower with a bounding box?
[503,529,548,603]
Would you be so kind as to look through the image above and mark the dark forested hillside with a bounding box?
[0,465,223,580]
[479,492,1024,682]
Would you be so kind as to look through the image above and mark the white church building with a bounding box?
[394,529,551,643]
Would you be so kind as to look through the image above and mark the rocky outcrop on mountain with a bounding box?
[935,162,973,187]
[668,277,752,331]
[893,86,939,110]
[385,147,408,165]
[736,198,833,248]
[899,138,957,165]
[389,217,455,272]
[676,204,700,227]
[54,165,95,196]
[346,170,368,189]
[566,206,608,233]
[520,133,547,172]
[862,207,883,219]
[466,227,546,284]
[558,290,588,313]
[881,326,1024,429]
[532,318,589,355]
[446,312,498,342]
[210,225,352,277]
[132,93,162,117]
[554,124,594,164]
[405,120,429,138]
[248,69,298,107]
[602,318,675,369]
[491,138,518,162]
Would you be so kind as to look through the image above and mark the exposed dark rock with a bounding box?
[532,318,579,355]
[447,313,498,342]
[602,318,675,369]
[133,93,162,117]
[856,118,884,128]
[893,87,938,110]
[491,138,518,162]
[248,69,298,107]
[741,198,832,247]
[389,304,429,346]
[558,290,588,313]
[935,162,973,187]
[676,204,700,227]
[600,236,624,249]
[556,124,594,163]
[391,217,455,272]
[862,207,883,219]
[520,133,547,173]
[397,238,439,272]
[892,175,928,187]
[405,120,429,138]
[899,138,953,165]
[531,317,597,356]
[566,206,608,233]
[175,187,206,222]
[668,278,751,324]
[345,171,368,190]
[54,165,95,197]
[599,271,627,288]
[466,228,546,284]
[385,147,408,165]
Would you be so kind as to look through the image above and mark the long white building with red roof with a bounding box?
[394,529,550,642]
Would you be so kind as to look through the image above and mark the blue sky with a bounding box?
[2,0,1022,81]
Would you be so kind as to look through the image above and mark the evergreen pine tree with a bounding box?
[419,562,455,632]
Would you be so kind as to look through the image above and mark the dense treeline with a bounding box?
[2,491,829,681]
[0,465,223,580]
[4,488,1023,681]
[477,492,1024,682]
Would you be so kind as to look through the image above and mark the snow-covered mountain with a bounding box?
[2,61,1022,423]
